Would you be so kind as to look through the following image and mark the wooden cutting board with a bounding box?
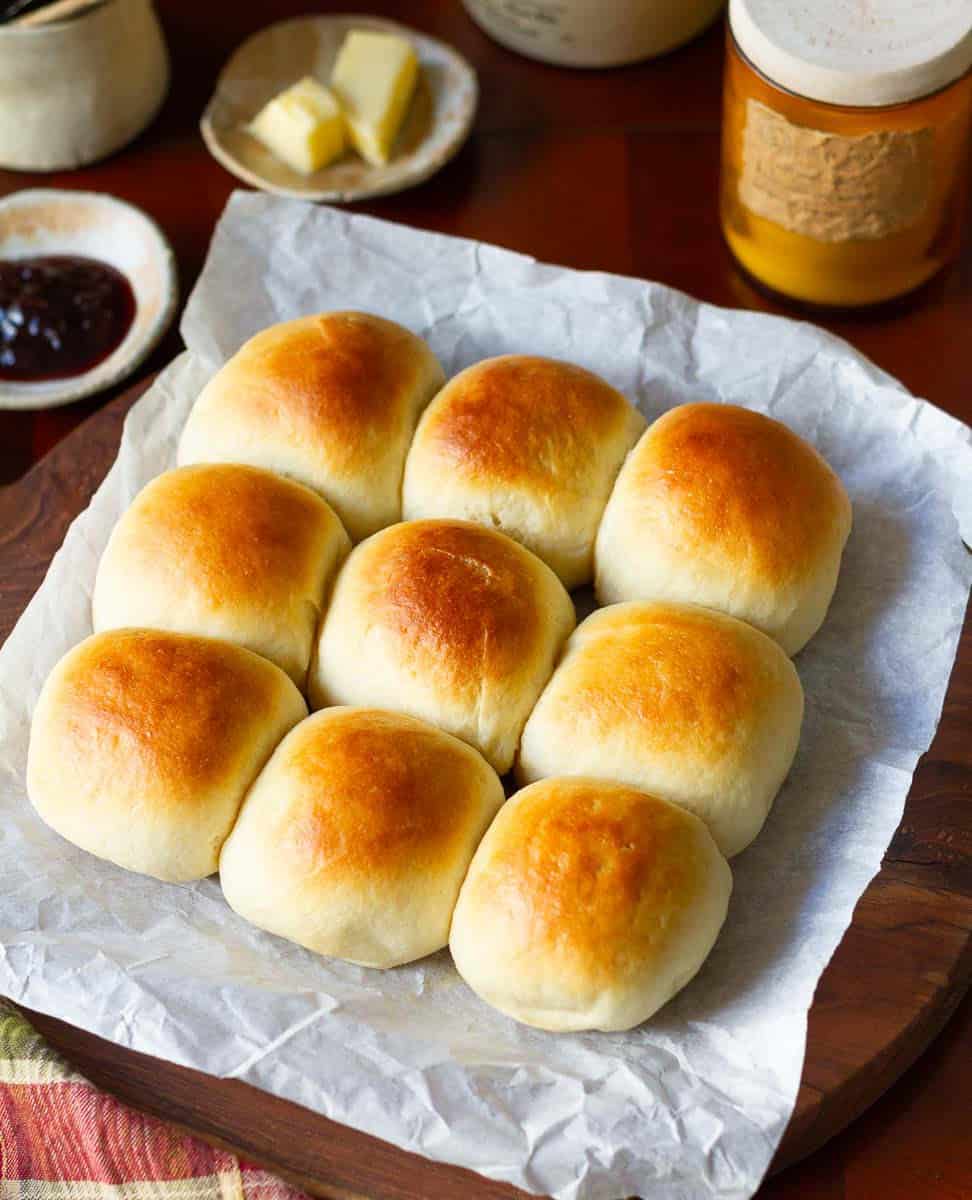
[1,375,970,1200]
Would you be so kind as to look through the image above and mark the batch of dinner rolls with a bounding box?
[27,311,852,1034]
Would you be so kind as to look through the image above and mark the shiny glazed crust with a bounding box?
[178,312,445,542]
[308,519,576,773]
[450,777,732,1031]
[26,629,307,882]
[92,463,351,687]
[594,403,852,654]
[402,355,645,588]
[219,707,505,967]
[518,601,804,856]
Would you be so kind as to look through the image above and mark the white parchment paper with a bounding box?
[1,192,970,1200]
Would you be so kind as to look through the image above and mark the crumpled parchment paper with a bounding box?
[1,192,970,1200]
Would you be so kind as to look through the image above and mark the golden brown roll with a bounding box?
[517,602,804,857]
[308,519,575,773]
[402,355,645,588]
[26,629,307,882]
[219,707,505,968]
[449,777,732,1032]
[178,312,445,542]
[92,464,350,687]
[594,403,852,654]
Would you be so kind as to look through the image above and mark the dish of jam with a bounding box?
[0,255,136,383]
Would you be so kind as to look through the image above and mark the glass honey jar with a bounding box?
[720,0,972,307]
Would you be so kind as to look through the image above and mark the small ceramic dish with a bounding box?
[200,14,479,204]
[0,189,177,411]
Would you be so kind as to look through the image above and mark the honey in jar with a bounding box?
[721,0,972,307]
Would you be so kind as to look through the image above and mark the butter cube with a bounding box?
[248,77,346,175]
[331,30,419,167]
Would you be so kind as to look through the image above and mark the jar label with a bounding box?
[739,100,933,242]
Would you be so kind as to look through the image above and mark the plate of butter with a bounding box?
[200,15,478,204]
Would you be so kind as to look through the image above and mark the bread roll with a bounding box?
[308,519,575,773]
[27,630,307,882]
[92,464,350,687]
[178,312,445,542]
[219,707,505,968]
[450,777,731,1032]
[595,403,852,654]
[402,355,645,588]
[517,602,803,857]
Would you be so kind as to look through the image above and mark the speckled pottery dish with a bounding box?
[200,14,479,204]
[0,190,178,411]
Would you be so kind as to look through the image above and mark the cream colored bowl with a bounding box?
[463,0,724,66]
[0,190,178,411]
[0,0,169,171]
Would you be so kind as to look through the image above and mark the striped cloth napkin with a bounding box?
[0,1002,308,1200]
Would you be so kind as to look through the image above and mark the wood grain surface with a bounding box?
[1,3,971,1198]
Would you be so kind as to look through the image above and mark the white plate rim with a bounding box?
[0,189,178,412]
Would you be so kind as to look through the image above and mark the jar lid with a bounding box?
[729,0,972,107]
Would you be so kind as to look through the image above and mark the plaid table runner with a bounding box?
[0,1002,308,1200]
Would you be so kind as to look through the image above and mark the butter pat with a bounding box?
[331,30,419,166]
[248,77,346,175]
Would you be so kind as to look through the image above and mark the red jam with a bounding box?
[0,255,136,383]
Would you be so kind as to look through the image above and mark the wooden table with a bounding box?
[1,4,970,1199]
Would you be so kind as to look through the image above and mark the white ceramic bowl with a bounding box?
[200,14,478,204]
[0,189,178,411]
